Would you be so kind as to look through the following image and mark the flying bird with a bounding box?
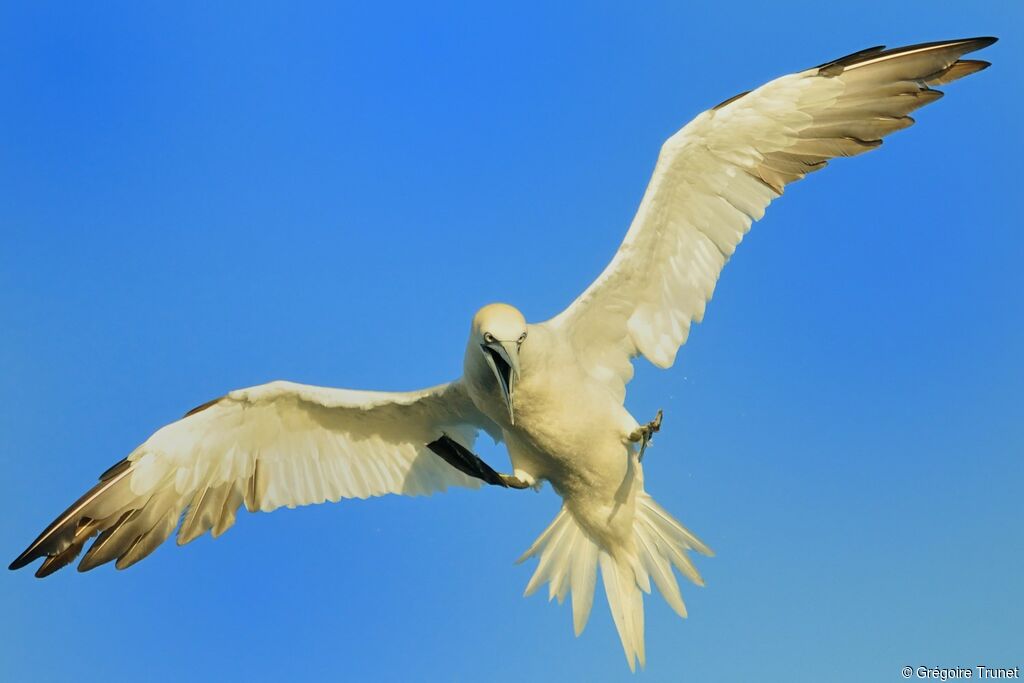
[11,37,996,671]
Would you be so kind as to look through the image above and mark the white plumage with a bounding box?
[11,37,996,672]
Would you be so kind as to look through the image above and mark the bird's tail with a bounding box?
[517,494,712,672]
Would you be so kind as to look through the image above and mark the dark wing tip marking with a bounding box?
[99,457,131,482]
[184,396,223,418]
[816,44,887,74]
[926,59,991,86]
[9,459,135,573]
[953,36,997,50]
[711,89,751,111]
[17,394,231,574]
[818,36,998,77]
[426,434,508,487]
[9,552,32,571]
[711,37,996,114]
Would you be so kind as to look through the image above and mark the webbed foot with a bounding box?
[427,434,531,489]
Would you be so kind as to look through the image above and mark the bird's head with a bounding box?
[471,303,527,425]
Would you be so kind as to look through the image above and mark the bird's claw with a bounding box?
[629,409,663,461]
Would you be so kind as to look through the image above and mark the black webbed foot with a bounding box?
[427,434,529,488]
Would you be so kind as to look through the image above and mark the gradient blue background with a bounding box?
[2,3,1020,681]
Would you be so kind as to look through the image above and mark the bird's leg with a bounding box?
[628,409,663,461]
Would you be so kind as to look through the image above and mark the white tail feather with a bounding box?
[599,551,646,671]
[518,493,712,672]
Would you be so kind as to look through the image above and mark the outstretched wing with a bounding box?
[543,37,996,402]
[10,379,498,577]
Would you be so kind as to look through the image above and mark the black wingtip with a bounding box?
[9,542,41,571]
[184,396,223,418]
[953,36,998,56]
[819,37,998,78]
[9,556,30,571]
[9,457,137,577]
[816,44,887,71]
[34,559,60,578]
[964,59,993,75]
[901,36,997,51]
[915,36,998,54]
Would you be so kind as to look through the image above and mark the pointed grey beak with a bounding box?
[481,340,521,424]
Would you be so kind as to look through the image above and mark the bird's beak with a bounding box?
[481,340,521,425]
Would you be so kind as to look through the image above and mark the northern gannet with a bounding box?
[10,37,996,671]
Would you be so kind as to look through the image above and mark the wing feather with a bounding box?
[11,379,497,576]
[544,37,996,400]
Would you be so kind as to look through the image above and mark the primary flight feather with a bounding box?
[11,37,996,671]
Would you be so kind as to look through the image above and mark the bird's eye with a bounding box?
[483,332,495,343]
[518,332,527,343]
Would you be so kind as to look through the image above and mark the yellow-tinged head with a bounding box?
[470,303,527,425]
[471,303,527,344]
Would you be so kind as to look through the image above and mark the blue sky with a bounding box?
[2,3,1021,681]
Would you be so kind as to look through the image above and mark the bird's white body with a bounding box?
[457,304,710,667]
[465,321,638,543]
[11,36,997,673]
